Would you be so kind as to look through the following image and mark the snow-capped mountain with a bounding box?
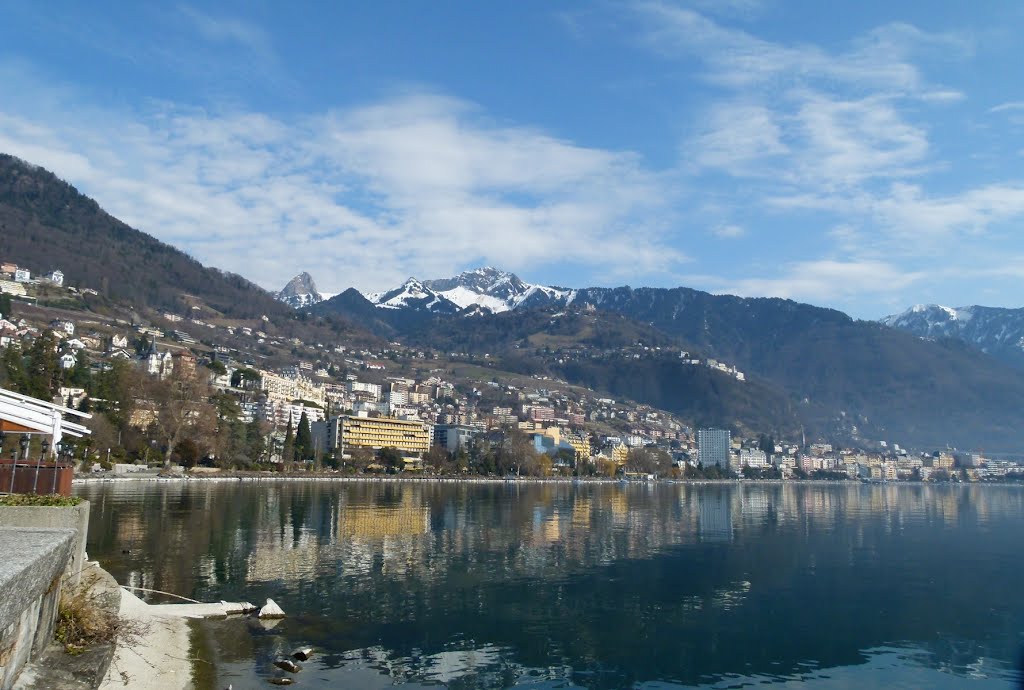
[277,272,324,309]
[880,303,1024,368]
[365,277,462,313]
[369,266,574,313]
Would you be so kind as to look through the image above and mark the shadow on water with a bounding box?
[76,481,1024,688]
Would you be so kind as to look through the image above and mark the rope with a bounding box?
[119,585,203,604]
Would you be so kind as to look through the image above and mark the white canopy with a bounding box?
[0,386,91,456]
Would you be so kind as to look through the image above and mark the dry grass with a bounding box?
[55,578,145,656]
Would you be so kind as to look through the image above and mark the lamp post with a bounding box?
[32,438,50,495]
[51,442,68,494]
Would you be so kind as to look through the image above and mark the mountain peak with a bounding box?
[277,271,323,308]
[418,266,572,312]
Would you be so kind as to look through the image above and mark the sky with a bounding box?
[2,1,1024,319]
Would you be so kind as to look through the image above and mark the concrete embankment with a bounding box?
[0,528,75,690]
[13,560,120,690]
[0,502,90,586]
[98,590,197,690]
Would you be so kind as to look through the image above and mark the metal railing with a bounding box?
[0,460,74,496]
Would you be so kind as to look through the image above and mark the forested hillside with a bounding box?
[0,154,287,319]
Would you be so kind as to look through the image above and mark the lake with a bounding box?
[74,480,1024,689]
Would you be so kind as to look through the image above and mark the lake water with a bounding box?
[74,480,1024,689]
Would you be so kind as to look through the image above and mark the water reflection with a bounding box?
[75,481,1024,688]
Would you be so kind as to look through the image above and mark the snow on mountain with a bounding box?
[277,272,324,309]
[880,303,1024,367]
[422,267,573,313]
[366,277,461,313]
[437,285,513,312]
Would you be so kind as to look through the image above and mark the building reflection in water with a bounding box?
[76,481,1024,688]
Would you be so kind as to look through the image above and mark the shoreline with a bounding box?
[71,473,1024,487]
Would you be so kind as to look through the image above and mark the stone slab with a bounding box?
[0,502,90,586]
[0,529,75,632]
[0,529,75,690]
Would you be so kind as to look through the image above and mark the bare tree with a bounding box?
[146,368,213,468]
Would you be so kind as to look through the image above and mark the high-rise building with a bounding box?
[698,428,731,469]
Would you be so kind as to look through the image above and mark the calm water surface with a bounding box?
[74,480,1024,689]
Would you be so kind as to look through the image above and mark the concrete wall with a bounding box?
[0,502,89,587]
[0,528,75,690]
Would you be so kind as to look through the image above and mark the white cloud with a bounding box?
[689,92,931,187]
[712,224,745,239]
[0,77,685,295]
[988,102,1024,113]
[690,103,787,172]
[792,93,931,187]
[633,3,966,94]
[723,259,925,303]
[637,2,1011,307]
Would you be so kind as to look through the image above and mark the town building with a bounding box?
[698,428,731,469]
[434,424,477,453]
[317,415,431,456]
[739,448,768,468]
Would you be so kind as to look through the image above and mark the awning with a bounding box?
[0,386,91,455]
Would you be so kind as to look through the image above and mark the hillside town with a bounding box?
[2,259,1022,482]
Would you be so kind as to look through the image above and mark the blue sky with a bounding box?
[2,1,1024,318]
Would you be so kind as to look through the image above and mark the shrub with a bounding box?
[0,494,82,507]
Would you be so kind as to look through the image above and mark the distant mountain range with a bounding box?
[353,267,574,314]
[4,150,1024,452]
[880,304,1024,370]
[302,270,1024,451]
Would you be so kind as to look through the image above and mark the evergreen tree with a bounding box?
[1,344,27,392]
[68,350,91,388]
[133,335,150,357]
[282,415,295,466]
[295,411,312,462]
[25,330,61,399]
[246,419,267,463]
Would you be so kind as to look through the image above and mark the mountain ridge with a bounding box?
[313,274,1024,451]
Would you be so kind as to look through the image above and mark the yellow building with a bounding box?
[335,415,431,455]
[611,443,629,465]
[540,427,591,461]
[564,433,591,460]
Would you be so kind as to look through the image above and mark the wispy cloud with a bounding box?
[689,103,787,173]
[627,1,1024,312]
[634,2,967,94]
[711,223,745,239]
[990,102,1024,113]
[177,5,270,54]
[723,259,926,303]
